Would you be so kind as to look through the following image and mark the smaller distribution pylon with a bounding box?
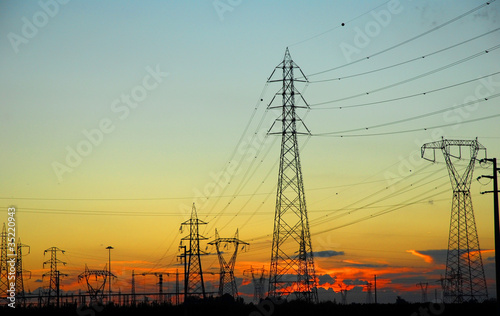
[244,266,267,302]
[209,229,249,297]
[78,264,114,305]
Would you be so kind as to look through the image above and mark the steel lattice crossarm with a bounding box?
[421,138,486,162]
[421,137,488,303]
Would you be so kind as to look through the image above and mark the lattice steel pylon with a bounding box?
[43,247,67,307]
[0,224,7,300]
[417,282,429,303]
[422,138,488,303]
[78,264,114,305]
[16,239,31,307]
[365,282,373,304]
[179,203,207,300]
[244,266,267,303]
[267,48,318,303]
[208,229,249,297]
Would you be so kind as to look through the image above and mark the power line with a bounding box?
[309,28,500,83]
[313,112,500,138]
[314,92,500,136]
[311,71,500,109]
[304,0,497,78]
[309,43,500,106]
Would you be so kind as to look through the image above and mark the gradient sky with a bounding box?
[1,0,499,303]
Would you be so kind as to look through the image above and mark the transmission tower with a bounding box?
[422,138,488,303]
[208,229,249,297]
[43,247,68,307]
[141,272,170,302]
[267,48,318,303]
[78,264,113,305]
[365,282,373,304]
[16,239,31,307]
[416,282,429,303]
[337,284,350,305]
[244,266,267,302]
[0,223,7,300]
[179,203,207,300]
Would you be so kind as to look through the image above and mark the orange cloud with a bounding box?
[406,250,434,264]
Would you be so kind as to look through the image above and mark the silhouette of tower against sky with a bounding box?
[209,229,249,297]
[422,138,488,303]
[179,203,207,300]
[43,247,67,307]
[267,48,318,303]
[0,224,7,299]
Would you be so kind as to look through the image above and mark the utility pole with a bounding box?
[422,138,488,303]
[176,269,180,305]
[106,246,114,304]
[131,270,136,305]
[374,275,377,304]
[267,48,318,303]
[478,157,499,315]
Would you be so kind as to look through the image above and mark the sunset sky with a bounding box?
[1,0,499,304]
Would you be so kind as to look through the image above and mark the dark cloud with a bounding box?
[318,274,336,285]
[343,279,368,286]
[314,250,344,258]
[34,279,43,283]
[341,261,388,268]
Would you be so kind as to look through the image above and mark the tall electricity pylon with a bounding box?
[0,224,7,299]
[422,138,488,303]
[43,247,68,307]
[244,266,267,302]
[267,48,318,303]
[16,239,31,307]
[179,203,207,300]
[209,229,249,297]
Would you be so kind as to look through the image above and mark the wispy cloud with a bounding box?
[406,249,434,264]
